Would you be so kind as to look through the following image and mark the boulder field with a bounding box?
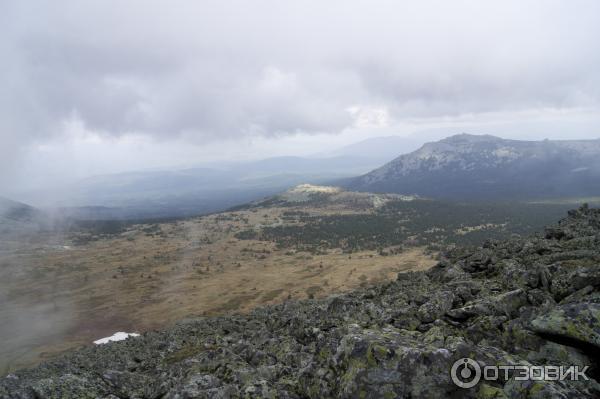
[2,205,600,398]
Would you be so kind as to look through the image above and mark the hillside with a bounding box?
[2,205,599,397]
[15,155,383,220]
[0,197,39,222]
[0,186,581,375]
[0,186,437,374]
[0,197,50,238]
[347,134,600,199]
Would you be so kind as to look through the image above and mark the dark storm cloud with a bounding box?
[1,0,600,156]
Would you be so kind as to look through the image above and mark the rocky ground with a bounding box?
[2,205,600,398]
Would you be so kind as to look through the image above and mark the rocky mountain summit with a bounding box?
[242,184,417,210]
[2,206,600,398]
[347,134,600,199]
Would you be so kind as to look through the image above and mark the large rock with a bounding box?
[446,289,528,321]
[332,326,461,399]
[530,303,600,350]
[417,291,455,323]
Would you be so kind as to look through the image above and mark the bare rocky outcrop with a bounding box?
[2,205,600,398]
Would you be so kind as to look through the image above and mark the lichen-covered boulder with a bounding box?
[333,326,460,399]
[417,291,454,323]
[530,303,600,349]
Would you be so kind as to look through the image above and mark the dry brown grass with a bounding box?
[0,206,436,373]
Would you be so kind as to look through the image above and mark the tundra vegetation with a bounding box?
[2,202,600,397]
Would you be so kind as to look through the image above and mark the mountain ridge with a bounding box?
[346,134,600,199]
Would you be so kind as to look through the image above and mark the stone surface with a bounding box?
[530,303,600,349]
[2,205,600,398]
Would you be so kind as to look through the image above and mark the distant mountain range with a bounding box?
[320,135,426,160]
[9,155,389,220]
[346,134,600,199]
[4,135,430,220]
[6,134,600,221]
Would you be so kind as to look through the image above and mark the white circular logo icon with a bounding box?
[451,357,481,388]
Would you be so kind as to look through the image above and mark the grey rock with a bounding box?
[530,303,600,350]
[2,205,600,398]
[417,291,455,323]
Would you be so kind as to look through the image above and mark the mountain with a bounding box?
[14,155,382,220]
[3,205,600,397]
[0,197,39,222]
[232,183,419,211]
[346,134,600,199]
[0,197,51,237]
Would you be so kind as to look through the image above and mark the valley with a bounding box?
[0,185,586,374]
[0,187,436,374]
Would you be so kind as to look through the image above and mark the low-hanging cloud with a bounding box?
[1,0,600,187]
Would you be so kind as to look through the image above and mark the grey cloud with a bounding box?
[8,27,354,141]
[1,0,600,166]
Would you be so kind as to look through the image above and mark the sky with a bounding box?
[2,0,600,193]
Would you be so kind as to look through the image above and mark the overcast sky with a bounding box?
[2,0,600,193]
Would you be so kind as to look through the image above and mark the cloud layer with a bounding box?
[1,0,600,189]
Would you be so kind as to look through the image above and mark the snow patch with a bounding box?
[94,332,140,345]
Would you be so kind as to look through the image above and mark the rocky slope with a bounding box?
[347,134,600,199]
[2,206,600,398]
[238,183,418,209]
